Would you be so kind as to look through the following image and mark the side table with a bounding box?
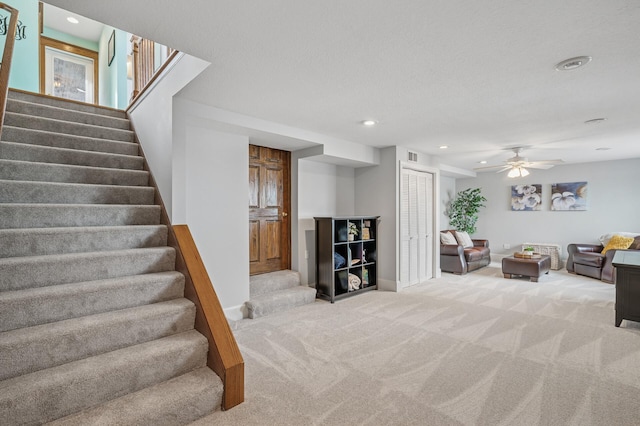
[612,251,640,327]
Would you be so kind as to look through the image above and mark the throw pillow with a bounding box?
[601,234,635,255]
[629,236,640,250]
[454,231,474,248]
[599,232,640,246]
[440,231,457,245]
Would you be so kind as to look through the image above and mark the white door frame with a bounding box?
[398,162,441,288]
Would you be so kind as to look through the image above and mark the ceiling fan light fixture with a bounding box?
[508,166,529,178]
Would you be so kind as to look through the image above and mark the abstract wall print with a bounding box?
[511,184,542,211]
[551,181,588,211]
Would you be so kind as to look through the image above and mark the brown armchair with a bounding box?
[440,230,491,275]
[567,243,640,283]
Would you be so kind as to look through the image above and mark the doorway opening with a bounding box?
[39,36,98,104]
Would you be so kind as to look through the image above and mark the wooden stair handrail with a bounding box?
[0,2,18,139]
[173,225,245,410]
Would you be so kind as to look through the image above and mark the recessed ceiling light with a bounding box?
[585,118,607,124]
[362,120,377,126]
[67,17,79,24]
[479,160,487,164]
[595,147,611,151]
[439,145,448,149]
[555,56,592,71]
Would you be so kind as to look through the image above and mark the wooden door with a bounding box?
[249,145,291,275]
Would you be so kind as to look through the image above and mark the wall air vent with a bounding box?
[408,151,418,162]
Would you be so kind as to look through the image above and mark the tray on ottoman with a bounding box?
[502,255,551,282]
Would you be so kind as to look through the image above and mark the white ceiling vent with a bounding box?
[408,151,418,162]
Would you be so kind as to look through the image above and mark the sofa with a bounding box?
[440,230,491,275]
[567,233,640,283]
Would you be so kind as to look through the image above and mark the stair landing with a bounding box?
[246,270,316,319]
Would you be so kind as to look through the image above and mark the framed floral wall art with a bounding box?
[551,181,588,211]
[511,184,542,211]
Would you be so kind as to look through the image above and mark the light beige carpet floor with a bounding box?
[195,262,640,425]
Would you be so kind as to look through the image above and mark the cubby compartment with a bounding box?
[335,220,349,243]
[315,216,380,302]
[361,219,376,241]
[334,270,349,296]
[361,266,376,288]
[362,241,377,265]
[348,242,363,266]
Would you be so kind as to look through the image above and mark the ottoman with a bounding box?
[502,255,551,282]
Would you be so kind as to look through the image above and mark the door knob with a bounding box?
[282,212,288,217]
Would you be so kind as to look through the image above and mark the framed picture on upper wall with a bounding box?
[107,30,115,66]
[511,184,542,211]
[551,181,588,211]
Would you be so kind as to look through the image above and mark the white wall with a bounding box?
[456,158,640,260]
[294,158,355,286]
[182,125,250,320]
[440,175,456,230]
[354,147,398,290]
[128,53,209,219]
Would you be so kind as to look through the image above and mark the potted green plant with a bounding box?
[448,188,487,234]
[348,222,359,241]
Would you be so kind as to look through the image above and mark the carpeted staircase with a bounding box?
[246,270,316,319]
[0,90,223,425]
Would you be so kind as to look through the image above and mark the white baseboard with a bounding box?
[377,278,399,292]
[224,304,247,321]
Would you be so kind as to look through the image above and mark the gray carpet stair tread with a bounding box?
[0,141,144,170]
[246,285,317,319]
[0,204,161,229]
[8,89,126,119]
[0,298,196,381]
[0,225,168,258]
[0,271,185,332]
[250,269,302,297]
[0,180,154,204]
[47,367,222,426]
[0,330,208,425]
[0,247,176,291]
[1,126,139,156]
[6,98,131,130]
[4,112,134,142]
[0,159,149,186]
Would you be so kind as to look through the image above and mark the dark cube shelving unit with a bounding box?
[314,216,379,303]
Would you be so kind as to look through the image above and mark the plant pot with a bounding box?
[348,234,354,241]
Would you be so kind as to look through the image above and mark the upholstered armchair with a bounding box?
[440,230,491,275]
[567,233,640,283]
[567,244,640,283]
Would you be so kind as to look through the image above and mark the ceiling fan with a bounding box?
[474,147,564,178]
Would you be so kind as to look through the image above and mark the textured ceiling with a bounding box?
[45,0,640,171]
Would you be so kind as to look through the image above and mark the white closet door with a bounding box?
[417,172,433,282]
[408,172,419,285]
[400,171,411,285]
[400,167,434,288]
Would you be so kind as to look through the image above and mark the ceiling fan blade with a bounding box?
[473,164,511,172]
[530,159,564,165]
[525,163,555,170]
